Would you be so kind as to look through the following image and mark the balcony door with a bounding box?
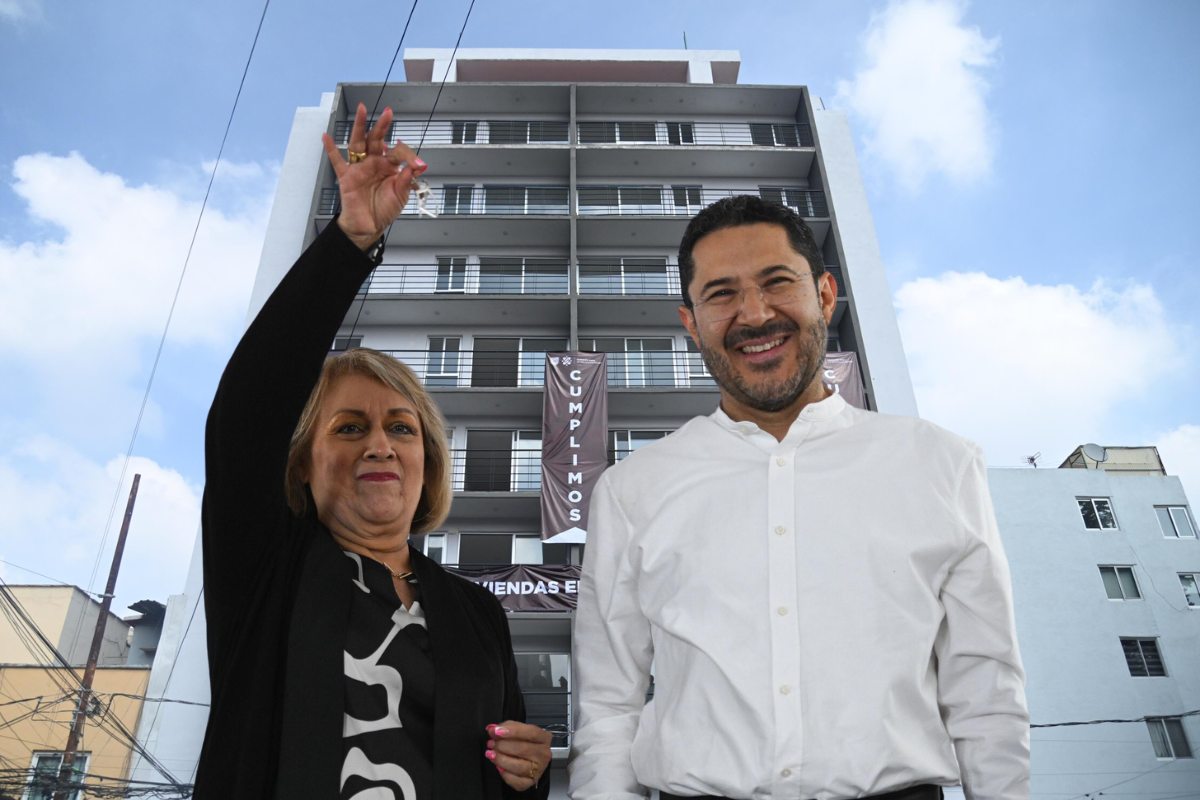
[519,338,567,387]
[511,430,542,492]
[581,338,675,387]
[759,186,815,217]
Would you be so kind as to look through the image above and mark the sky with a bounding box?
[0,0,1197,614]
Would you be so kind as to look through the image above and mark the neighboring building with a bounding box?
[989,445,1200,797]
[136,48,918,794]
[0,586,158,799]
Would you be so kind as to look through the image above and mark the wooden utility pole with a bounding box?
[55,474,141,800]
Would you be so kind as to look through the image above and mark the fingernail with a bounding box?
[494,726,509,737]
[413,157,427,172]
[486,724,497,732]
[485,750,496,760]
[497,767,505,773]
[487,740,495,748]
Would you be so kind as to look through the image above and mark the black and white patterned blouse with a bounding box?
[340,552,435,800]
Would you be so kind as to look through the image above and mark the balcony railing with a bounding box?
[451,449,542,492]
[318,186,569,216]
[334,120,570,147]
[577,263,681,296]
[523,691,570,749]
[358,262,569,295]
[576,186,827,218]
[381,349,716,390]
[577,121,813,148]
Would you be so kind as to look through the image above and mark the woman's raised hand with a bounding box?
[484,721,553,792]
[321,102,428,251]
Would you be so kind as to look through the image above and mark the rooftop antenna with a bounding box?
[683,31,688,49]
[1082,443,1109,463]
[1023,452,1041,468]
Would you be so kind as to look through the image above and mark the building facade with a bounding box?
[988,446,1199,797]
[135,48,918,795]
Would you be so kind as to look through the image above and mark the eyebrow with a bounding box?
[698,264,801,295]
[331,408,418,417]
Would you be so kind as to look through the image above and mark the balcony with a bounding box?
[319,185,570,217]
[359,260,570,296]
[334,119,570,147]
[576,186,827,218]
[577,261,681,296]
[451,449,542,493]
[576,121,812,148]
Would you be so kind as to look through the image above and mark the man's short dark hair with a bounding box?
[677,195,825,308]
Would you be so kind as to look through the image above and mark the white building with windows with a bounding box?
[988,445,1200,797]
[133,48,919,795]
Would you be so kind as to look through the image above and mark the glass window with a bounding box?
[332,336,362,351]
[1099,566,1141,600]
[458,534,512,566]
[435,257,466,292]
[1121,638,1166,677]
[1158,506,1198,538]
[426,337,461,387]
[487,121,529,144]
[27,753,88,800]
[578,122,617,144]
[442,185,474,215]
[666,122,695,145]
[425,534,445,564]
[484,185,526,215]
[618,121,657,142]
[1079,498,1117,529]
[451,121,478,144]
[528,121,569,143]
[1147,718,1194,758]
[512,430,542,492]
[1179,574,1200,608]
[513,535,543,565]
[1099,566,1123,599]
[671,185,702,215]
[515,654,571,747]
[527,186,569,215]
[577,186,619,213]
[1117,567,1141,599]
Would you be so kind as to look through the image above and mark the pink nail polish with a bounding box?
[413,157,427,172]
[485,750,496,760]
[494,726,509,737]
[497,766,505,773]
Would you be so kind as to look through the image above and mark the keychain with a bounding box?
[412,178,437,218]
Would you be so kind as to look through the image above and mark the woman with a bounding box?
[195,103,552,799]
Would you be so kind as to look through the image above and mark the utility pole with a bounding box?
[55,474,141,800]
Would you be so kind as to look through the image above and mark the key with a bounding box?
[412,178,437,218]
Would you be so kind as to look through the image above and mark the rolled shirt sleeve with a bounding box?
[569,473,655,800]
[934,444,1030,800]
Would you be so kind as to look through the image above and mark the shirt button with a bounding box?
[775,525,786,535]
[777,607,788,616]
[780,685,790,695]
[781,768,792,778]
[776,457,786,466]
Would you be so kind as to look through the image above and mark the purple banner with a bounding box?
[822,351,867,409]
[444,564,583,612]
[541,352,608,542]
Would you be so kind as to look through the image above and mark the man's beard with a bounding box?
[696,315,828,413]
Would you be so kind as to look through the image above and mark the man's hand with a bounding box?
[484,721,553,792]
[320,102,428,251]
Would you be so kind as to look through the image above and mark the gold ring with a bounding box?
[528,762,538,780]
[348,150,367,164]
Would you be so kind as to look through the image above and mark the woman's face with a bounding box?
[305,373,426,541]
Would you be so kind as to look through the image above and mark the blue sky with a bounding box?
[1,0,1197,611]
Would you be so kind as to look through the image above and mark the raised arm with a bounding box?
[202,104,427,647]
[934,445,1030,800]
[568,474,655,800]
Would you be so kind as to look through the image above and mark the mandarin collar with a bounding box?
[711,391,848,440]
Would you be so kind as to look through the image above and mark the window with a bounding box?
[759,186,817,217]
[580,338,675,387]
[666,122,695,145]
[685,339,716,387]
[435,257,466,292]
[26,752,88,800]
[578,122,617,144]
[487,121,529,144]
[515,654,571,747]
[1179,574,1200,608]
[426,337,461,387]
[424,534,445,564]
[513,535,544,565]
[1157,506,1197,539]
[511,431,542,491]
[458,534,513,566]
[1147,717,1193,759]
[442,185,474,215]
[577,257,671,295]
[331,336,362,351]
[479,257,568,295]
[617,121,657,142]
[1099,566,1141,600]
[577,186,663,215]
[1121,637,1166,677]
[451,121,478,144]
[671,185,703,215]
[1078,498,1118,529]
[483,185,568,215]
[609,431,671,465]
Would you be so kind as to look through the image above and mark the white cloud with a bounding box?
[1156,424,1200,507]
[0,437,200,613]
[835,0,999,189]
[895,272,1185,467]
[0,0,41,21]
[0,152,269,356]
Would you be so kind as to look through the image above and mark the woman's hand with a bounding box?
[484,721,553,792]
[321,102,428,252]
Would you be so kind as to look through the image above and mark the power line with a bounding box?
[1032,709,1200,728]
[70,0,273,656]
[369,0,420,120]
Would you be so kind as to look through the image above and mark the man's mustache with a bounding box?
[723,319,800,350]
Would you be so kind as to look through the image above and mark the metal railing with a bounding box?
[523,691,571,748]
[576,186,827,218]
[577,121,813,148]
[825,266,846,298]
[380,350,717,390]
[577,263,681,296]
[357,262,570,295]
[451,449,542,492]
[319,186,570,216]
[333,120,570,147]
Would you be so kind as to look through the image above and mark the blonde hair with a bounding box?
[285,348,451,534]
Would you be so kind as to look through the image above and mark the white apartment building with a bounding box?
[132,47,920,796]
[988,446,1199,798]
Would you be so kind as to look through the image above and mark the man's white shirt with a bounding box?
[568,392,1029,800]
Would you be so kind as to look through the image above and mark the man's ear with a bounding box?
[679,305,702,349]
[818,271,837,324]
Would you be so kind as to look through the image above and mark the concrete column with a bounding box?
[431,58,458,82]
[686,59,714,84]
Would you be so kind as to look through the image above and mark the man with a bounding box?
[568,196,1028,800]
